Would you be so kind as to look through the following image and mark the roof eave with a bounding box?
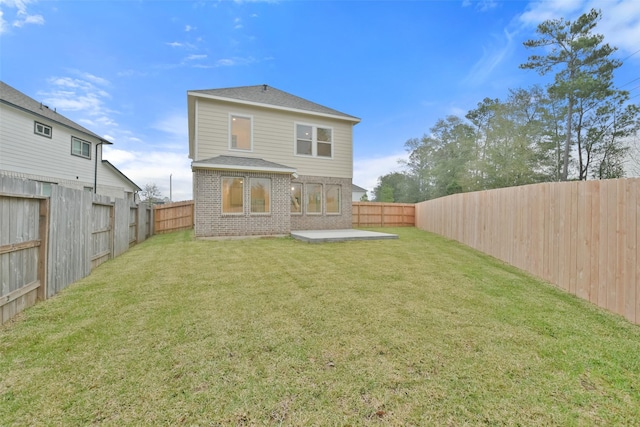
[0,99,110,143]
[191,161,297,174]
[187,91,361,124]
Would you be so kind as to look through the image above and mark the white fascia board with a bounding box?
[187,91,361,124]
[191,162,297,174]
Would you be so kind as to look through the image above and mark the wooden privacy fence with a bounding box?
[352,202,415,227]
[0,176,153,323]
[154,201,194,234]
[415,178,640,324]
[0,191,48,323]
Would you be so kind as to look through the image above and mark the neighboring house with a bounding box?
[352,183,368,201]
[0,81,140,201]
[188,84,360,237]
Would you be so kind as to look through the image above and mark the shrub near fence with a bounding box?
[0,176,153,323]
[415,178,640,324]
[352,202,415,227]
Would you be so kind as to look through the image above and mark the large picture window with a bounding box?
[291,183,302,214]
[222,177,244,214]
[306,183,322,214]
[71,137,91,159]
[325,185,341,214]
[230,115,252,151]
[295,124,332,158]
[251,178,271,214]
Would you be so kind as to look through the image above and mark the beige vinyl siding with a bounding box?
[195,99,353,178]
[0,105,135,199]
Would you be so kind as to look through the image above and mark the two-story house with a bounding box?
[0,81,140,201]
[188,84,360,237]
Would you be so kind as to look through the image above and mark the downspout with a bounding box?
[94,140,114,194]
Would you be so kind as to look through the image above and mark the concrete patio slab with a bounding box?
[291,229,399,243]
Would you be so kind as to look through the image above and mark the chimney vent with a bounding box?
[262,84,268,91]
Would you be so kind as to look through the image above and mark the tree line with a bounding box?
[374,9,639,203]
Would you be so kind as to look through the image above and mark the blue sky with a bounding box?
[1,0,639,200]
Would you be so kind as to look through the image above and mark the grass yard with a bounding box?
[1,228,639,425]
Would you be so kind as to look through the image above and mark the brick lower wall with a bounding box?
[290,175,352,231]
[194,170,352,237]
[194,169,290,237]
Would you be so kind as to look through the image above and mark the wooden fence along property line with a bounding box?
[352,202,415,227]
[415,178,640,325]
[154,201,194,234]
[0,176,153,323]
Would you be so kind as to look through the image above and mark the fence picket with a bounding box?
[415,178,640,325]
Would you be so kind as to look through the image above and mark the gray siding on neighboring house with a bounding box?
[0,82,140,200]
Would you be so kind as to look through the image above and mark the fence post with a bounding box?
[37,198,49,301]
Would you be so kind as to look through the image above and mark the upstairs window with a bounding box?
[230,115,252,151]
[71,137,91,159]
[295,124,333,158]
[34,122,52,138]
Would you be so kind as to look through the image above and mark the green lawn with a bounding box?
[1,228,639,425]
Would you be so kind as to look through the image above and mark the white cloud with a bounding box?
[185,24,195,32]
[0,0,44,32]
[0,10,7,34]
[185,54,207,61]
[463,28,515,86]
[353,152,409,197]
[103,147,192,201]
[462,0,499,12]
[150,112,187,141]
[40,75,113,118]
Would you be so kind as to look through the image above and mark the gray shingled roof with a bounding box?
[352,184,368,193]
[189,85,360,122]
[192,155,296,173]
[0,81,106,141]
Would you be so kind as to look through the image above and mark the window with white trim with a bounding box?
[222,177,244,214]
[306,183,322,214]
[326,185,341,214]
[34,122,52,138]
[71,137,91,159]
[230,115,252,151]
[295,124,333,158]
[251,178,271,214]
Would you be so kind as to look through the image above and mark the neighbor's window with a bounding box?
[251,178,271,214]
[290,183,302,214]
[295,124,333,158]
[326,185,341,214]
[34,122,52,138]
[230,115,252,151]
[306,183,322,214]
[71,137,91,159]
[222,177,244,214]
